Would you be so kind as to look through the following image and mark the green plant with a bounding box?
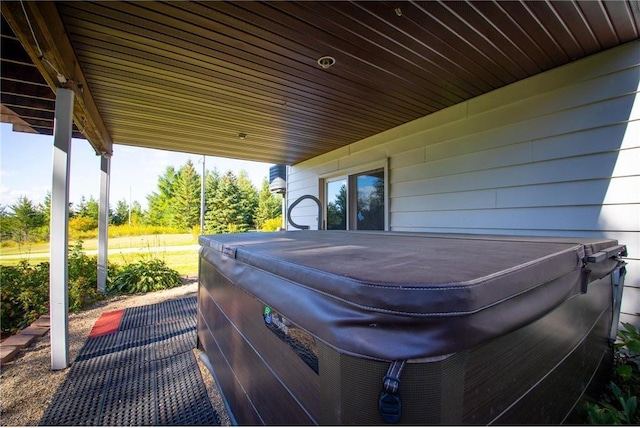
[260,216,283,232]
[108,224,184,237]
[226,223,242,233]
[67,241,110,310]
[1,261,49,335]
[0,241,110,336]
[109,258,182,294]
[615,323,640,369]
[586,323,640,425]
[69,216,98,233]
[587,382,637,424]
[68,241,96,283]
[69,276,103,312]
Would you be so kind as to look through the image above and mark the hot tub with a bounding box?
[197,231,626,425]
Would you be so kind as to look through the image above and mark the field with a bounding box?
[0,234,200,276]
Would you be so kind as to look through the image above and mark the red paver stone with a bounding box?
[21,326,49,337]
[1,334,35,349]
[32,315,50,328]
[0,346,19,364]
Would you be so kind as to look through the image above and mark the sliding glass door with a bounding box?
[326,178,347,230]
[324,168,385,231]
[352,170,384,230]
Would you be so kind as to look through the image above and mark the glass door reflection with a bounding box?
[326,179,347,230]
[354,170,384,230]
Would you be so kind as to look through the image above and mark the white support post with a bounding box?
[97,154,110,294]
[50,88,74,370]
[200,155,205,233]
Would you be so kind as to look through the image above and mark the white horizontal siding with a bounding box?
[533,121,640,161]
[287,41,640,326]
[496,177,640,207]
[389,206,639,232]
[286,175,321,230]
[621,286,640,319]
[392,150,639,197]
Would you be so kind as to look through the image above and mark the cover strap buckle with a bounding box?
[378,360,406,424]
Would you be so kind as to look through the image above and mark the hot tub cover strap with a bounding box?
[379,359,406,424]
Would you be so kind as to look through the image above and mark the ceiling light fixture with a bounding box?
[317,56,336,69]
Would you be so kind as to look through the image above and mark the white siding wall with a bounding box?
[287,41,640,327]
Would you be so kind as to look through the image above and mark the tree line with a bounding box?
[0,159,282,243]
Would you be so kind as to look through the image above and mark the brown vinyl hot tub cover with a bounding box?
[199,231,621,361]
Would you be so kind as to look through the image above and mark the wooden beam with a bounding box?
[1,1,113,155]
[0,104,38,133]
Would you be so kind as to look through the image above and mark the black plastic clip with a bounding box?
[580,267,591,294]
[379,390,402,424]
[378,360,406,424]
[221,245,237,259]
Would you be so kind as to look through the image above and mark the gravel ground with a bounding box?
[0,281,230,426]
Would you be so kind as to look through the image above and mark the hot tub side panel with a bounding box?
[197,233,622,425]
[197,255,320,425]
[318,344,468,425]
[315,270,615,425]
[461,273,614,424]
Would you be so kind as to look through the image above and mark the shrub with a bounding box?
[69,276,103,312]
[260,216,283,232]
[109,258,182,294]
[0,241,110,336]
[67,241,109,311]
[68,241,97,285]
[1,241,182,336]
[108,224,185,237]
[226,223,240,233]
[586,322,640,424]
[0,261,49,335]
[69,217,98,233]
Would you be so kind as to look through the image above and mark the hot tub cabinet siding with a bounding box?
[197,231,626,425]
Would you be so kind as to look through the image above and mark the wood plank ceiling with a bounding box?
[1,15,85,139]
[2,1,639,165]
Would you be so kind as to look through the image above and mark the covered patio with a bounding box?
[1,0,638,374]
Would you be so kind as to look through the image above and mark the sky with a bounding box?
[0,123,273,211]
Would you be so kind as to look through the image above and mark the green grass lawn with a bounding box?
[0,234,200,276]
[0,233,196,255]
[109,250,199,276]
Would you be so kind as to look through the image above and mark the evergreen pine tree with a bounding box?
[75,195,88,218]
[205,171,248,233]
[130,201,145,226]
[10,196,45,243]
[236,169,259,230]
[147,166,178,226]
[254,178,282,230]
[172,160,201,230]
[0,206,15,241]
[41,191,51,226]
[112,199,129,225]
[85,197,100,221]
[203,169,221,233]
